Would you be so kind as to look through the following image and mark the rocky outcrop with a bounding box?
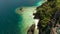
[27,24,35,34]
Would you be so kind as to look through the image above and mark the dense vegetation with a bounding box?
[33,0,60,34]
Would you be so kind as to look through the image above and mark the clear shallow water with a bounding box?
[16,1,46,34]
[0,0,46,34]
[16,7,36,34]
[15,2,45,34]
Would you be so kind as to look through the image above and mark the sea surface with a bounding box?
[0,0,46,34]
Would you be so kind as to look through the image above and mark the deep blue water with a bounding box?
[0,0,42,34]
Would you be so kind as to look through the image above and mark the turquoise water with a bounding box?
[16,1,46,34]
[16,7,36,34]
[0,0,46,34]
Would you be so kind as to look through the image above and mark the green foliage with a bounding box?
[56,0,60,8]
[36,0,57,28]
[41,17,50,27]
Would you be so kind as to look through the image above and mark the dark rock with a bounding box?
[27,24,35,34]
